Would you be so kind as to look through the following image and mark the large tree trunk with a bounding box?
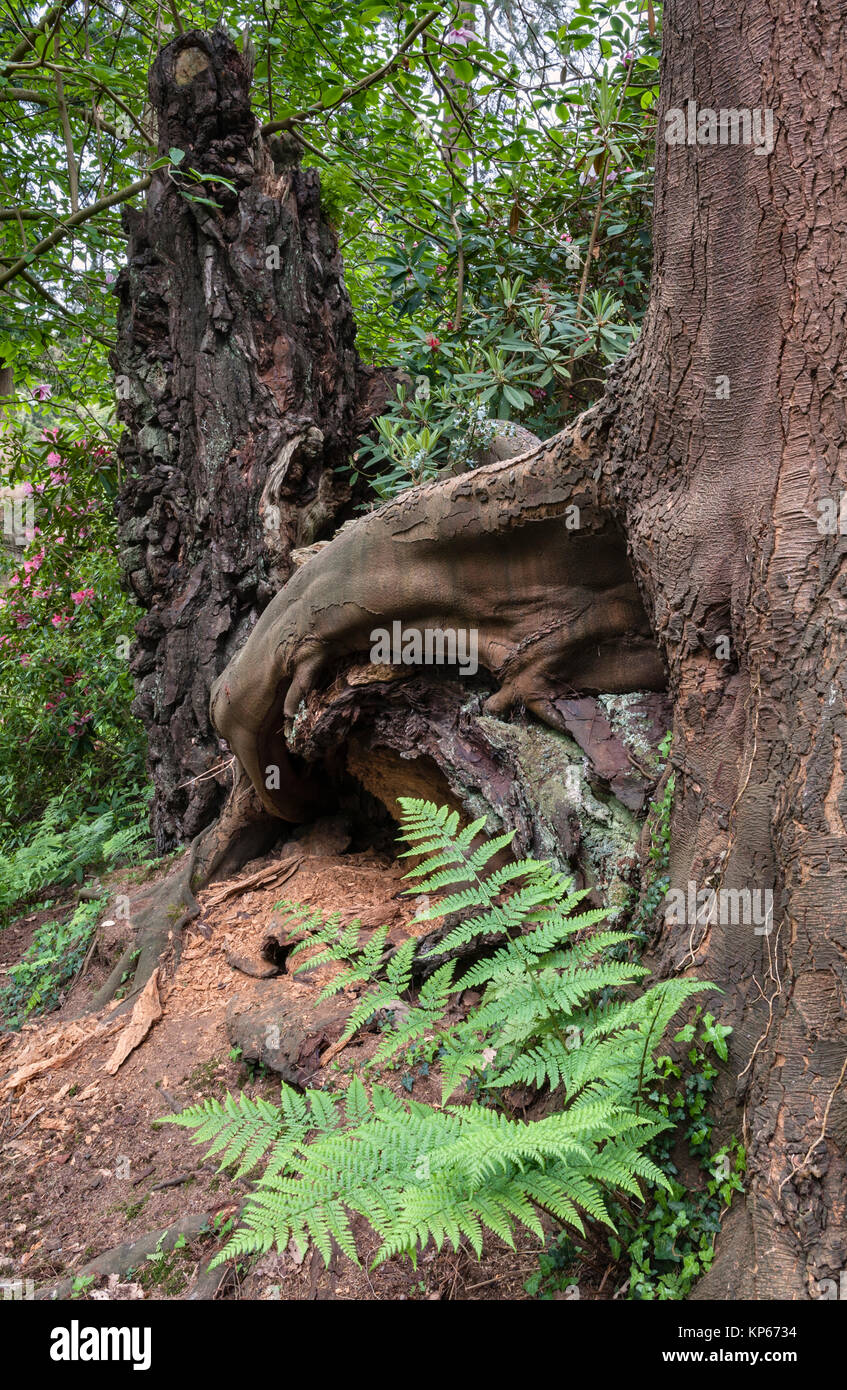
[112,30,389,849]
[209,0,847,1298]
[610,0,847,1299]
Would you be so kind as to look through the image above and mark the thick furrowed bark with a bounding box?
[611,0,847,1297]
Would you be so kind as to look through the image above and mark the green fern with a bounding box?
[0,792,154,919]
[163,798,715,1271]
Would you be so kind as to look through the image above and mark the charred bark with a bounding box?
[112,29,389,849]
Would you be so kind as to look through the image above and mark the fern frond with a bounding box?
[166,799,720,1278]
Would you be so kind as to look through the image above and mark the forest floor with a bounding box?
[0,827,601,1302]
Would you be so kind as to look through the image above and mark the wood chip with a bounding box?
[103,969,163,1076]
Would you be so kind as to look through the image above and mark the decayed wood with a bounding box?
[202,856,302,909]
[112,29,392,850]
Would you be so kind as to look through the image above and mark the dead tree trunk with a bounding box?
[112,29,388,849]
[210,0,847,1299]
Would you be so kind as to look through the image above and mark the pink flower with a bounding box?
[105,270,116,284]
[32,384,51,401]
[50,613,71,628]
[425,334,441,352]
[445,26,474,45]
[20,654,31,667]
[71,588,94,605]
[47,451,62,467]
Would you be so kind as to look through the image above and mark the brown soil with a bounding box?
[0,844,593,1301]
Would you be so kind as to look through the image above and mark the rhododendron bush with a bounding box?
[0,424,146,843]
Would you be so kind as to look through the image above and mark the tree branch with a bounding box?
[0,176,152,290]
[261,9,441,135]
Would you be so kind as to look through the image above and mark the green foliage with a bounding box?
[0,425,148,840]
[1,893,104,1028]
[523,1233,581,1300]
[350,272,642,502]
[1,1,661,504]
[164,796,712,1271]
[0,789,153,918]
[524,1011,743,1301]
[0,787,154,1027]
[137,1233,193,1295]
[609,1008,744,1300]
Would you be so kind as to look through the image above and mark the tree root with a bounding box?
[88,772,283,1012]
[36,1211,216,1301]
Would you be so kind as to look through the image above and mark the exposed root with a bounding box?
[88,772,283,1012]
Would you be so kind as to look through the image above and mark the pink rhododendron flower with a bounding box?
[32,383,51,401]
[71,588,94,604]
[47,451,62,467]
